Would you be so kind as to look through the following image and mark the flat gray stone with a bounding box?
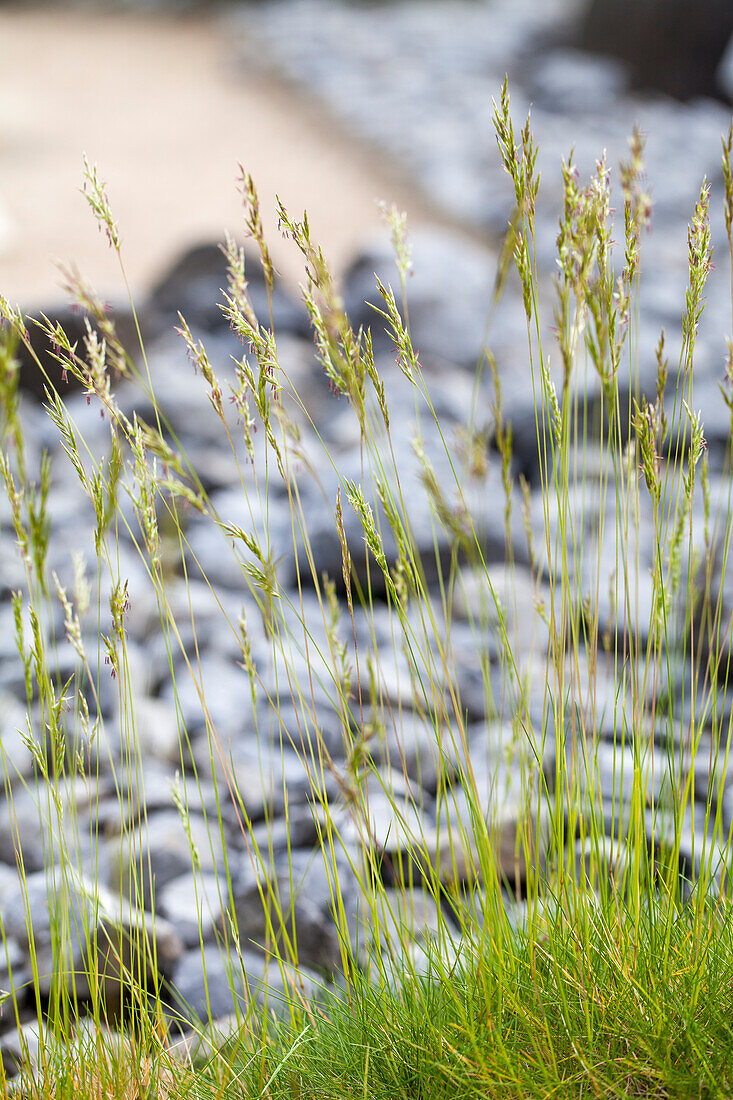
[158,872,227,948]
[169,944,320,1028]
[0,866,182,1007]
[107,808,226,910]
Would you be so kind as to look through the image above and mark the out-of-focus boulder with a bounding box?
[579,0,733,101]
[12,302,139,401]
[143,241,309,341]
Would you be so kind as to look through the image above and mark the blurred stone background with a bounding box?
[1,2,733,1051]
[1,0,731,311]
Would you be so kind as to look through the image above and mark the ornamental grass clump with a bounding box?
[0,83,733,1098]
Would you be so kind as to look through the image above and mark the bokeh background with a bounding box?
[1,0,732,311]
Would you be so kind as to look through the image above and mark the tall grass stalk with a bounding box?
[0,85,732,1097]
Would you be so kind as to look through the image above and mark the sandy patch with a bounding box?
[0,5,446,309]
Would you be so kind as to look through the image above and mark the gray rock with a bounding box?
[454,884,529,933]
[47,638,120,723]
[107,808,227,910]
[434,724,548,891]
[188,737,274,823]
[692,730,733,809]
[96,761,225,836]
[352,631,449,715]
[576,504,659,652]
[166,1011,244,1062]
[695,532,733,681]
[0,939,25,997]
[0,866,182,1007]
[291,436,527,603]
[168,943,320,1029]
[0,693,37,782]
[452,563,551,667]
[719,34,733,100]
[160,653,255,742]
[447,622,505,721]
[526,50,629,115]
[342,769,440,894]
[14,300,138,402]
[249,803,324,856]
[231,868,344,975]
[719,784,733,838]
[265,697,350,764]
[364,886,443,957]
[0,779,102,875]
[0,1019,45,1079]
[102,694,183,766]
[342,229,495,370]
[144,241,308,341]
[158,872,227,948]
[565,739,684,811]
[400,931,464,980]
[231,839,360,974]
[190,730,339,820]
[370,708,459,794]
[647,802,726,893]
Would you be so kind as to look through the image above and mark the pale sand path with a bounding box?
[0,6,451,309]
